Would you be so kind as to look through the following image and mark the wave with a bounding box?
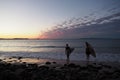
[0,51,120,62]
[1,46,83,48]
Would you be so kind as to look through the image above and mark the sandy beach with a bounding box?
[0,57,120,80]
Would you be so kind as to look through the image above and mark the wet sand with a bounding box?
[0,57,120,80]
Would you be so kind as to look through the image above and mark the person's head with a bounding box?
[66,44,69,47]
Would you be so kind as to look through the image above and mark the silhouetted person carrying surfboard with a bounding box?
[85,42,96,64]
[65,44,74,64]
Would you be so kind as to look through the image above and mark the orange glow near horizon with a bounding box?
[0,33,40,39]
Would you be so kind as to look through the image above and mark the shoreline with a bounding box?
[0,57,120,80]
[1,57,120,67]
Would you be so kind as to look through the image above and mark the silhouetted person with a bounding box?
[65,44,74,64]
[85,42,96,64]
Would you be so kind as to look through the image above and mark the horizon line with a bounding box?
[0,37,120,40]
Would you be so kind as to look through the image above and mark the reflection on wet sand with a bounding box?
[0,57,120,80]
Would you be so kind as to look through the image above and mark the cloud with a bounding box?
[39,12,120,39]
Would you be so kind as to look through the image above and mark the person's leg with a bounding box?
[67,55,70,64]
[86,55,89,65]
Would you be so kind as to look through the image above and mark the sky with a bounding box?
[0,0,120,39]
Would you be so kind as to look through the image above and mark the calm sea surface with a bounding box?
[0,39,120,62]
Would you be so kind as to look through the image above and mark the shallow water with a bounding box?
[0,39,120,62]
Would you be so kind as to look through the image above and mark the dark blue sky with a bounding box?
[0,0,120,38]
[39,0,120,39]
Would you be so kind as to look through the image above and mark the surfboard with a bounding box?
[70,48,74,54]
[86,42,96,57]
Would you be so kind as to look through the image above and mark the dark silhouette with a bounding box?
[0,59,119,80]
[65,44,74,64]
[85,42,96,64]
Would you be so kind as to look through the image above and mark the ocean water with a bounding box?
[0,39,120,62]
